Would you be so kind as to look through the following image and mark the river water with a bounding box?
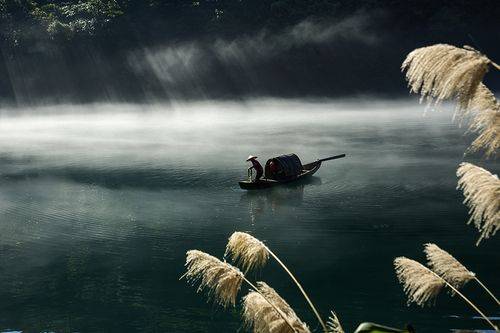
[0,100,498,332]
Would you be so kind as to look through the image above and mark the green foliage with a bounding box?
[0,0,123,42]
[32,0,123,37]
[1,0,498,47]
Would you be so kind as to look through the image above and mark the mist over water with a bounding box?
[0,100,498,332]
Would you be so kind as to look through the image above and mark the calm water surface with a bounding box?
[0,100,498,332]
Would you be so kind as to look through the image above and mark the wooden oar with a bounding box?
[317,154,346,162]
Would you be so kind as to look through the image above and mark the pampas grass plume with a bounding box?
[457,163,500,244]
[242,282,310,333]
[402,44,500,157]
[402,44,490,111]
[394,255,499,330]
[394,257,445,307]
[424,243,474,290]
[465,84,500,156]
[225,232,269,273]
[226,232,329,332]
[184,250,244,308]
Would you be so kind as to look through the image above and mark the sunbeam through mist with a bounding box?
[128,15,379,100]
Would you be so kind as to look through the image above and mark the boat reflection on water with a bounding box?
[239,176,322,225]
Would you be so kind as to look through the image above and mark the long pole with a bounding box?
[267,248,328,332]
[317,154,346,163]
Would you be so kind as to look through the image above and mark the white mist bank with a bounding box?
[0,98,476,258]
[0,99,467,176]
[0,99,457,149]
[0,97,455,118]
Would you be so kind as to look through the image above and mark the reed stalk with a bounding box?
[226,232,328,332]
[242,277,300,333]
[183,249,300,333]
[267,247,328,332]
[428,269,498,331]
[395,257,498,331]
[424,243,499,306]
[474,277,500,306]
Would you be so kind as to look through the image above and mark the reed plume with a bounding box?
[424,243,474,289]
[226,232,329,332]
[326,311,344,333]
[183,250,244,308]
[402,44,491,111]
[425,243,499,305]
[225,231,269,273]
[402,44,500,156]
[457,163,500,245]
[242,282,311,333]
[394,256,498,330]
[394,257,445,307]
[468,104,500,157]
[184,250,299,332]
[463,83,499,119]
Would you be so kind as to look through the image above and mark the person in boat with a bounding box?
[246,155,263,182]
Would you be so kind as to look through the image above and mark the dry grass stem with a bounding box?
[242,282,310,333]
[394,257,445,307]
[402,44,491,111]
[424,243,474,290]
[225,232,270,273]
[326,311,344,333]
[394,256,499,330]
[457,163,500,244]
[183,250,244,308]
[226,232,328,332]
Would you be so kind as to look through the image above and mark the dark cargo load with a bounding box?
[265,153,303,180]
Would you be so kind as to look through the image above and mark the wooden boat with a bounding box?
[239,154,345,190]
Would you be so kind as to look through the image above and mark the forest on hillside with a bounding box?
[1,0,499,104]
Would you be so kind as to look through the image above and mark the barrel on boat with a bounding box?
[264,153,303,181]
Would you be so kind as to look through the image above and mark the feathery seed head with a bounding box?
[184,250,244,308]
[326,311,344,333]
[225,232,270,273]
[462,84,500,157]
[242,282,310,333]
[402,44,490,112]
[394,257,445,307]
[457,163,500,244]
[402,44,499,158]
[424,243,474,291]
[467,101,500,157]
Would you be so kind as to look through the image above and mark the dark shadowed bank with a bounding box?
[1,0,499,105]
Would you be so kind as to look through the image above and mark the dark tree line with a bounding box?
[2,0,499,48]
[0,0,499,104]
